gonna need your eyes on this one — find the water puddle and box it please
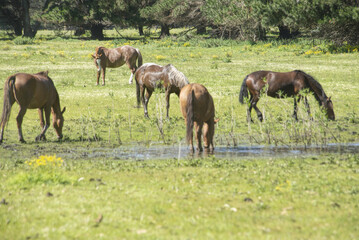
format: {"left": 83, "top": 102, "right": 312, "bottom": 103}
{"left": 67, "top": 143, "right": 359, "bottom": 160}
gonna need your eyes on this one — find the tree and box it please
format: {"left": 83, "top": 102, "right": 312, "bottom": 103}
{"left": 202, "top": 0, "right": 266, "bottom": 41}
{"left": 140, "top": 0, "right": 205, "bottom": 38}
{"left": 43, "top": 0, "right": 123, "bottom": 39}
{"left": 0, "top": 0, "right": 38, "bottom": 37}
{"left": 314, "top": 0, "right": 359, "bottom": 45}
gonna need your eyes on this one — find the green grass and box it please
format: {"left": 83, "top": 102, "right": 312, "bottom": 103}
{"left": 0, "top": 29, "right": 358, "bottom": 239}
{"left": 0, "top": 29, "right": 358, "bottom": 147}
{"left": 1, "top": 155, "right": 358, "bottom": 239}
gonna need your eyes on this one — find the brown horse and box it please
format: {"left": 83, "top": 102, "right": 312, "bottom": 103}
{"left": 239, "top": 70, "right": 335, "bottom": 122}
{"left": 92, "top": 45, "right": 143, "bottom": 85}
{"left": 135, "top": 63, "right": 189, "bottom": 118}
{"left": 0, "top": 71, "right": 66, "bottom": 143}
{"left": 180, "top": 83, "right": 217, "bottom": 152}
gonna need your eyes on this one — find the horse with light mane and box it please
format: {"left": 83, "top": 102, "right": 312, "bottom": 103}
{"left": 180, "top": 83, "right": 217, "bottom": 152}
{"left": 135, "top": 63, "right": 189, "bottom": 118}
{"left": 0, "top": 71, "right": 66, "bottom": 143}
{"left": 92, "top": 45, "right": 142, "bottom": 86}
{"left": 239, "top": 70, "right": 335, "bottom": 122}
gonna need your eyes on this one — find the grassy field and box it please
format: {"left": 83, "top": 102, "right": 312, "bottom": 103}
{"left": 0, "top": 29, "right": 358, "bottom": 239}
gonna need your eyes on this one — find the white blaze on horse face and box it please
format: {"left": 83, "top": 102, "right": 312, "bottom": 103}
{"left": 96, "top": 59, "right": 101, "bottom": 72}
{"left": 129, "top": 73, "right": 134, "bottom": 84}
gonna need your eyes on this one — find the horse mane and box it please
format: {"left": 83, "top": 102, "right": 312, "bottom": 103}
{"left": 35, "top": 71, "right": 49, "bottom": 77}
{"left": 295, "top": 70, "right": 327, "bottom": 106}
{"left": 164, "top": 64, "right": 189, "bottom": 89}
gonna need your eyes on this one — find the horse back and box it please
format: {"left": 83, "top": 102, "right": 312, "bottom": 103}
{"left": 13, "top": 73, "right": 57, "bottom": 109}
{"left": 266, "top": 71, "right": 306, "bottom": 97}
{"left": 180, "top": 83, "right": 214, "bottom": 122}
{"left": 135, "top": 63, "right": 164, "bottom": 86}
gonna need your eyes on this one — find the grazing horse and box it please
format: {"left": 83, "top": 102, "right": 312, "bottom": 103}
{"left": 239, "top": 70, "right": 335, "bottom": 122}
{"left": 0, "top": 71, "right": 66, "bottom": 143}
{"left": 180, "top": 83, "right": 217, "bottom": 152}
{"left": 135, "top": 63, "right": 189, "bottom": 118}
{"left": 92, "top": 45, "right": 143, "bottom": 85}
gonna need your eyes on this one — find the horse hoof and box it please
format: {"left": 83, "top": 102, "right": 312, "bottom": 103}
{"left": 19, "top": 139, "right": 26, "bottom": 144}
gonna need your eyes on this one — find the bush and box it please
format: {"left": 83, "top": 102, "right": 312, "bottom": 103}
{"left": 13, "top": 36, "right": 34, "bottom": 45}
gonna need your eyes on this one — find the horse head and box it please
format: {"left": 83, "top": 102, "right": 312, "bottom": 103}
{"left": 323, "top": 97, "right": 335, "bottom": 120}
{"left": 53, "top": 107, "right": 66, "bottom": 139}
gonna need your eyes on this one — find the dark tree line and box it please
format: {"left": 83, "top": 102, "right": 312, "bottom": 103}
{"left": 1, "top": 0, "right": 358, "bottom": 44}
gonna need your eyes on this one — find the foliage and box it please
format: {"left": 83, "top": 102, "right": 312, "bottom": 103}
{"left": 7, "top": 155, "right": 74, "bottom": 187}
{"left": 12, "top": 36, "right": 35, "bottom": 45}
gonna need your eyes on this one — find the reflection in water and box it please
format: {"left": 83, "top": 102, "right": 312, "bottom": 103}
{"left": 69, "top": 143, "right": 359, "bottom": 160}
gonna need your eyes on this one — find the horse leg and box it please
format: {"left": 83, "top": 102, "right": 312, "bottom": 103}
{"left": 165, "top": 88, "right": 171, "bottom": 119}
{"left": 37, "top": 108, "right": 46, "bottom": 141}
{"left": 203, "top": 120, "right": 214, "bottom": 152}
{"left": 136, "top": 81, "right": 141, "bottom": 107}
{"left": 126, "top": 61, "right": 136, "bottom": 84}
{"left": 144, "top": 90, "right": 153, "bottom": 118}
{"left": 102, "top": 68, "right": 106, "bottom": 86}
{"left": 247, "top": 95, "right": 254, "bottom": 122}
{"left": 293, "top": 97, "right": 299, "bottom": 121}
{"left": 96, "top": 68, "right": 101, "bottom": 86}
{"left": 36, "top": 107, "right": 50, "bottom": 141}
{"left": 194, "top": 121, "right": 203, "bottom": 152}
{"left": 16, "top": 106, "right": 27, "bottom": 143}
{"left": 304, "top": 96, "right": 313, "bottom": 120}
{"left": 251, "top": 96, "right": 263, "bottom": 121}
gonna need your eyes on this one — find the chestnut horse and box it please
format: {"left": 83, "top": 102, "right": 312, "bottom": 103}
{"left": 135, "top": 63, "right": 189, "bottom": 118}
{"left": 92, "top": 45, "right": 143, "bottom": 85}
{"left": 239, "top": 70, "right": 335, "bottom": 122}
{"left": 180, "top": 83, "right": 217, "bottom": 152}
{"left": 0, "top": 71, "right": 66, "bottom": 143}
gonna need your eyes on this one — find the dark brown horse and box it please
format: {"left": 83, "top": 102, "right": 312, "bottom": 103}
{"left": 180, "top": 83, "right": 217, "bottom": 152}
{"left": 135, "top": 63, "right": 189, "bottom": 118}
{"left": 92, "top": 45, "right": 142, "bottom": 85}
{"left": 0, "top": 71, "right": 66, "bottom": 143}
{"left": 239, "top": 70, "right": 335, "bottom": 122}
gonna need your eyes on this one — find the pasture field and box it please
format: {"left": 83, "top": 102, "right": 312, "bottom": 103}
{"left": 0, "top": 29, "right": 358, "bottom": 239}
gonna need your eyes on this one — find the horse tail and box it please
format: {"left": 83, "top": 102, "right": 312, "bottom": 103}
{"left": 136, "top": 48, "right": 143, "bottom": 67}
{"left": 296, "top": 70, "right": 324, "bottom": 106}
{"left": 0, "top": 75, "right": 15, "bottom": 129}
{"left": 239, "top": 75, "right": 249, "bottom": 104}
{"left": 186, "top": 89, "right": 195, "bottom": 144}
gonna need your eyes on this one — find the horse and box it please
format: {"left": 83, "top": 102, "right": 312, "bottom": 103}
{"left": 239, "top": 70, "right": 335, "bottom": 122}
{"left": 180, "top": 83, "right": 217, "bottom": 152}
{"left": 135, "top": 63, "right": 189, "bottom": 118}
{"left": 91, "top": 45, "right": 143, "bottom": 86}
{"left": 0, "top": 71, "right": 66, "bottom": 143}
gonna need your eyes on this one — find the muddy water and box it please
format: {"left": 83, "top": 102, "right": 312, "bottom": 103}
{"left": 69, "top": 143, "right": 359, "bottom": 160}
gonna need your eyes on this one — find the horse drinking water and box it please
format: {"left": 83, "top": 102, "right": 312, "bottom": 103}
{"left": 239, "top": 70, "right": 335, "bottom": 122}
{"left": 180, "top": 83, "right": 217, "bottom": 152}
{"left": 135, "top": 63, "right": 189, "bottom": 118}
{"left": 0, "top": 71, "right": 66, "bottom": 143}
{"left": 92, "top": 45, "right": 142, "bottom": 85}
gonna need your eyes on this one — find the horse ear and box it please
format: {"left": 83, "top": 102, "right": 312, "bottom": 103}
{"left": 44, "top": 70, "right": 49, "bottom": 77}
{"left": 91, "top": 54, "right": 96, "bottom": 59}
{"left": 61, "top": 107, "right": 66, "bottom": 114}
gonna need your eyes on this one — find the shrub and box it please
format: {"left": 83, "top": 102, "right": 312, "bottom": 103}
{"left": 13, "top": 36, "right": 34, "bottom": 45}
